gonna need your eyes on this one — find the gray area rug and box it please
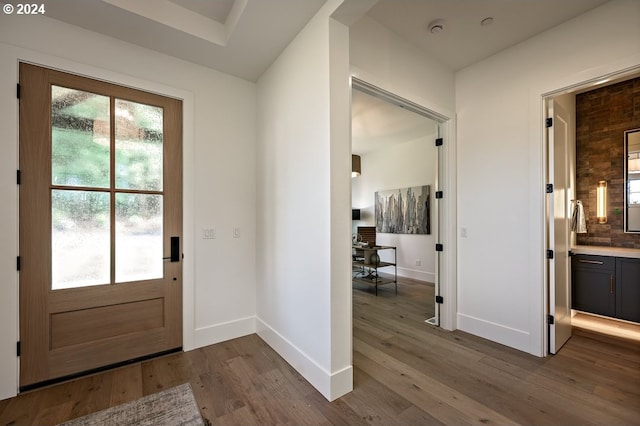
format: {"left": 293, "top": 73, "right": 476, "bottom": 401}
{"left": 59, "top": 383, "right": 204, "bottom": 426}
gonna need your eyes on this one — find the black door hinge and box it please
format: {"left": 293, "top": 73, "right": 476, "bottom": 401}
{"left": 17, "top": 256, "right": 20, "bottom": 271}
{"left": 547, "top": 314, "right": 554, "bottom": 325}
{"left": 435, "top": 243, "right": 443, "bottom": 252}
{"left": 17, "top": 84, "right": 21, "bottom": 99}
{"left": 435, "top": 191, "right": 443, "bottom": 199}
{"left": 546, "top": 117, "right": 553, "bottom": 128}
{"left": 435, "top": 295, "right": 444, "bottom": 304}
{"left": 546, "top": 250, "right": 554, "bottom": 260}
{"left": 16, "top": 341, "right": 21, "bottom": 357}
{"left": 546, "top": 183, "right": 553, "bottom": 194}
{"left": 435, "top": 138, "right": 443, "bottom": 147}
{"left": 17, "top": 170, "right": 21, "bottom": 185}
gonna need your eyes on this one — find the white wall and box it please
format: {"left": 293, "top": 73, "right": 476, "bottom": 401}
{"left": 455, "top": 0, "right": 640, "bottom": 356}
{"left": 350, "top": 15, "right": 455, "bottom": 115}
{"left": 352, "top": 136, "right": 438, "bottom": 282}
{"left": 255, "top": 0, "right": 352, "bottom": 401}
{"left": 0, "top": 13, "right": 257, "bottom": 399}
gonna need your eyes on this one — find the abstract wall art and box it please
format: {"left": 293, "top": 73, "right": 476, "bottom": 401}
{"left": 375, "top": 185, "right": 430, "bottom": 234}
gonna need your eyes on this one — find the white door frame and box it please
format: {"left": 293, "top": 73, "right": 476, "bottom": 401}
{"left": 350, "top": 76, "right": 457, "bottom": 331}
{"left": 533, "top": 61, "right": 640, "bottom": 356}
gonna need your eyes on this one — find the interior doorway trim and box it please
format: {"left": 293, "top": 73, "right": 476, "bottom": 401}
{"left": 537, "top": 63, "right": 640, "bottom": 356}
{"left": 351, "top": 76, "right": 457, "bottom": 331}
{"left": 352, "top": 78, "right": 449, "bottom": 122}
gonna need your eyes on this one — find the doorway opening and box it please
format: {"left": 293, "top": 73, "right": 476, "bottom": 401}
{"left": 350, "top": 78, "right": 450, "bottom": 327}
{"left": 545, "top": 67, "right": 640, "bottom": 354}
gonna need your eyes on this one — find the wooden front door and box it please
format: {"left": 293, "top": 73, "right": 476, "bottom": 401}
{"left": 19, "top": 63, "right": 183, "bottom": 389}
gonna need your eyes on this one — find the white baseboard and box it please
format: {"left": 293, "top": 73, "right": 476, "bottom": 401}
{"left": 193, "top": 316, "right": 256, "bottom": 349}
{"left": 457, "top": 313, "right": 531, "bottom": 354}
{"left": 396, "top": 267, "right": 435, "bottom": 283}
{"left": 256, "top": 317, "right": 353, "bottom": 401}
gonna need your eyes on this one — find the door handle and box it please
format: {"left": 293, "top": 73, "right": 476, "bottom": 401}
{"left": 170, "top": 236, "right": 180, "bottom": 262}
{"left": 610, "top": 274, "right": 614, "bottom": 294}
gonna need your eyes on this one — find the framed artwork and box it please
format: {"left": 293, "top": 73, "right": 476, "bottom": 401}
{"left": 375, "top": 185, "right": 430, "bottom": 234}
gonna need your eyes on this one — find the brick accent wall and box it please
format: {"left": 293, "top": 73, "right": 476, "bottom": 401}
{"left": 575, "top": 77, "right": 640, "bottom": 248}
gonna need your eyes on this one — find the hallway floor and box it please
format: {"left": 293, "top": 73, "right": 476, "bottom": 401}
{"left": 1, "top": 277, "right": 638, "bottom": 425}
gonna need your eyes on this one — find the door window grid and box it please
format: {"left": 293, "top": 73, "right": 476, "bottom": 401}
{"left": 50, "top": 85, "right": 165, "bottom": 289}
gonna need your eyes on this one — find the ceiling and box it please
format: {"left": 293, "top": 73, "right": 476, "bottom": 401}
{"left": 367, "top": 0, "right": 611, "bottom": 71}
{"left": 352, "top": 89, "right": 437, "bottom": 155}
{"left": 20, "top": 0, "right": 613, "bottom": 154}
{"left": 17, "top": 0, "right": 613, "bottom": 82}
{"left": 26, "top": 0, "right": 327, "bottom": 82}
{"left": 167, "top": 0, "right": 235, "bottom": 22}
{"left": 354, "top": 0, "right": 611, "bottom": 154}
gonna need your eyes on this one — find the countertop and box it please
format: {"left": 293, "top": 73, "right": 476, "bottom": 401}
{"left": 572, "top": 245, "right": 640, "bottom": 259}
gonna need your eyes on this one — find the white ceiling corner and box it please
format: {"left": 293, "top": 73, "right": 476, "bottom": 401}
{"left": 366, "top": 0, "right": 611, "bottom": 71}
{"left": 167, "top": 0, "right": 235, "bottom": 23}
{"left": 35, "top": 0, "right": 326, "bottom": 82}
{"left": 101, "top": 0, "right": 247, "bottom": 46}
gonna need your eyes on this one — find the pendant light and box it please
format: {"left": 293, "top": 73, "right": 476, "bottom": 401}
{"left": 352, "top": 154, "right": 361, "bottom": 178}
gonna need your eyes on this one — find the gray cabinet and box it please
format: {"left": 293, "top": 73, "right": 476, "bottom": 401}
{"left": 571, "top": 255, "right": 615, "bottom": 317}
{"left": 616, "top": 257, "right": 640, "bottom": 323}
{"left": 571, "top": 254, "right": 640, "bottom": 322}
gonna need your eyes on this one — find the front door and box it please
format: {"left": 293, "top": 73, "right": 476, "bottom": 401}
{"left": 19, "top": 63, "right": 183, "bottom": 389}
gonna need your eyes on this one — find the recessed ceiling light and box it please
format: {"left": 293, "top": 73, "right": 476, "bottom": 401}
{"left": 428, "top": 19, "right": 445, "bottom": 34}
{"left": 480, "top": 17, "right": 494, "bottom": 26}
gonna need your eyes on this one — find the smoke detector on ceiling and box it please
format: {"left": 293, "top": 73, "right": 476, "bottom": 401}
{"left": 428, "top": 19, "right": 445, "bottom": 34}
{"left": 480, "top": 17, "right": 494, "bottom": 26}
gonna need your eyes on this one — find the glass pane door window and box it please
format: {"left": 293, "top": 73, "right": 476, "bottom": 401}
{"left": 51, "top": 86, "right": 164, "bottom": 290}
{"left": 629, "top": 179, "right": 640, "bottom": 205}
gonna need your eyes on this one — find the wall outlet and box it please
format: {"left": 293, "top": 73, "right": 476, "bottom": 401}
{"left": 415, "top": 259, "right": 421, "bottom": 266}
{"left": 233, "top": 227, "right": 241, "bottom": 238}
{"left": 203, "top": 228, "right": 216, "bottom": 239}
{"left": 461, "top": 227, "right": 468, "bottom": 238}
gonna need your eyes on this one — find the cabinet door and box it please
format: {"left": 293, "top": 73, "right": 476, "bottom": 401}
{"left": 616, "top": 258, "right": 640, "bottom": 323}
{"left": 572, "top": 256, "right": 616, "bottom": 317}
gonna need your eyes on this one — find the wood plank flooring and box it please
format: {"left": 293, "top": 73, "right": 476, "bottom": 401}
{"left": 1, "top": 277, "right": 639, "bottom": 425}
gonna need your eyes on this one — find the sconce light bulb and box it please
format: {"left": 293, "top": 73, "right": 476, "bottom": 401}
{"left": 597, "top": 180, "right": 607, "bottom": 224}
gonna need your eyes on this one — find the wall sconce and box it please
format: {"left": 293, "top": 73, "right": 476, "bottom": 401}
{"left": 597, "top": 180, "right": 607, "bottom": 224}
{"left": 352, "top": 154, "right": 361, "bottom": 178}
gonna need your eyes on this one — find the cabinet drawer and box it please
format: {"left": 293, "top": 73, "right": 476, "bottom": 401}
{"left": 572, "top": 254, "right": 615, "bottom": 271}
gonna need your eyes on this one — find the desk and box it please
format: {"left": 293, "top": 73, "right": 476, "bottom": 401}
{"left": 352, "top": 245, "right": 397, "bottom": 295}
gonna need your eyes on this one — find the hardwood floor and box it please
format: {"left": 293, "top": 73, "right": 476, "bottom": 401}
{"left": 1, "top": 277, "right": 639, "bottom": 425}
